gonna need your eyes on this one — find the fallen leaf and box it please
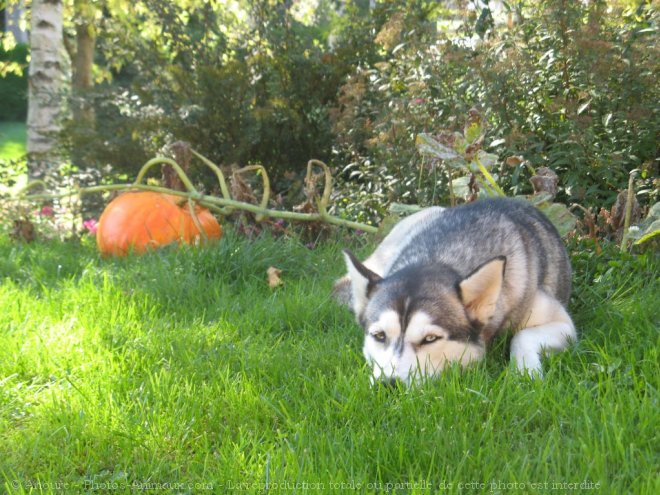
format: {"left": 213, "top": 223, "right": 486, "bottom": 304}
{"left": 267, "top": 266, "right": 283, "bottom": 288}
{"left": 505, "top": 155, "right": 523, "bottom": 167}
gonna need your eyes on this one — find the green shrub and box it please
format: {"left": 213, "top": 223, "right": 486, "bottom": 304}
{"left": 0, "top": 43, "right": 28, "bottom": 121}
{"left": 62, "top": 0, "right": 657, "bottom": 222}
{"left": 66, "top": 1, "right": 353, "bottom": 190}
{"left": 331, "top": 0, "right": 659, "bottom": 221}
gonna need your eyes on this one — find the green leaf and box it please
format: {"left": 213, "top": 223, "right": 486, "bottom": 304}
{"left": 474, "top": 178, "right": 500, "bottom": 198}
{"left": 453, "top": 133, "right": 468, "bottom": 154}
{"left": 577, "top": 100, "right": 591, "bottom": 115}
{"left": 1, "top": 32, "right": 16, "bottom": 52}
{"left": 537, "top": 202, "right": 577, "bottom": 237}
{"left": 476, "top": 150, "right": 498, "bottom": 169}
{"left": 464, "top": 122, "right": 483, "bottom": 144}
{"left": 445, "top": 158, "right": 470, "bottom": 170}
{"left": 451, "top": 176, "right": 470, "bottom": 199}
{"left": 628, "top": 202, "right": 660, "bottom": 246}
{"left": 392, "top": 43, "right": 407, "bottom": 54}
{"left": 633, "top": 226, "right": 660, "bottom": 245}
{"left": 523, "top": 192, "right": 554, "bottom": 207}
{"left": 389, "top": 203, "right": 423, "bottom": 215}
{"left": 517, "top": 195, "right": 577, "bottom": 237}
{"left": 474, "top": 156, "right": 505, "bottom": 196}
{"left": 415, "top": 133, "right": 461, "bottom": 161}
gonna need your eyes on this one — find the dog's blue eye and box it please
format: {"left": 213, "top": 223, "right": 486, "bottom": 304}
{"left": 372, "top": 331, "right": 386, "bottom": 343}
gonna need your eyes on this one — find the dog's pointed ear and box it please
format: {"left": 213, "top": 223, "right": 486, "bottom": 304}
{"left": 342, "top": 249, "right": 382, "bottom": 315}
{"left": 458, "top": 256, "right": 506, "bottom": 324}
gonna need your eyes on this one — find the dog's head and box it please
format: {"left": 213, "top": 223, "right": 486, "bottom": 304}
{"left": 341, "top": 249, "right": 506, "bottom": 385}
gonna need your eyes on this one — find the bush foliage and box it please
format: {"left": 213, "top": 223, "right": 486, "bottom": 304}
{"left": 58, "top": 0, "right": 658, "bottom": 220}
{"left": 330, "top": 0, "right": 659, "bottom": 220}
{"left": 0, "top": 43, "right": 28, "bottom": 121}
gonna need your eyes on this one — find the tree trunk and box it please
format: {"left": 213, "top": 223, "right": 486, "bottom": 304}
{"left": 27, "top": 0, "right": 65, "bottom": 182}
{"left": 69, "top": 0, "right": 97, "bottom": 166}
{"left": 72, "top": 16, "right": 94, "bottom": 92}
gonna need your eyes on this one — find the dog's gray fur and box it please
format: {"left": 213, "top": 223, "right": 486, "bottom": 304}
{"left": 338, "top": 198, "right": 576, "bottom": 384}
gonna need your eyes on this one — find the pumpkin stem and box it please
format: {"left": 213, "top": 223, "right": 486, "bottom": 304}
{"left": 305, "top": 159, "right": 333, "bottom": 218}
{"left": 162, "top": 141, "right": 192, "bottom": 191}
{"left": 13, "top": 154, "right": 380, "bottom": 235}
{"left": 233, "top": 165, "right": 271, "bottom": 222}
{"left": 190, "top": 150, "right": 232, "bottom": 206}
{"left": 15, "top": 180, "right": 49, "bottom": 196}
{"left": 187, "top": 198, "right": 209, "bottom": 243}
{"left": 134, "top": 157, "right": 198, "bottom": 195}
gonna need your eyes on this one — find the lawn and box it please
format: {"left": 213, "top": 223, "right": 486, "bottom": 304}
{"left": 0, "top": 230, "right": 658, "bottom": 494}
{"left": 0, "top": 121, "right": 27, "bottom": 194}
{"left": 0, "top": 122, "right": 27, "bottom": 160}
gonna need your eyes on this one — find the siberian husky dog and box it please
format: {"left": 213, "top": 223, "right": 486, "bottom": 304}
{"left": 337, "top": 198, "right": 576, "bottom": 385}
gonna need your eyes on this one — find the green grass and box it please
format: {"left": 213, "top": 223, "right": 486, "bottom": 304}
{"left": 0, "top": 231, "right": 658, "bottom": 494}
{"left": 0, "top": 121, "right": 27, "bottom": 193}
{"left": 0, "top": 122, "right": 26, "bottom": 160}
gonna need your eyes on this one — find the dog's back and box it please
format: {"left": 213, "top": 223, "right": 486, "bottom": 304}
{"left": 386, "top": 199, "right": 571, "bottom": 336}
{"left": 387, "top": 199, "right": 570, "bottom": 302}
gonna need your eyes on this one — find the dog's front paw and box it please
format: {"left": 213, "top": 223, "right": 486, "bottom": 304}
{"left": 511, "top": 354, "right": 544, "bottom": 379}
{"left": 510, "top": 337, "right": 544, "bottom": 379}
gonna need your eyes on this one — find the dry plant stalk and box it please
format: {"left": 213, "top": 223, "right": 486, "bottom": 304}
{"left": 12, "top": 152, "right": 378, "bottom": 234}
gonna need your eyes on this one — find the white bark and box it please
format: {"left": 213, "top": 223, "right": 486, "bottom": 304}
{"left": 27, "top": 0, "right": 65, "bottom": 180}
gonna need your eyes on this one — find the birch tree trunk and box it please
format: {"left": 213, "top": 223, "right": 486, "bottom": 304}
{"left": 27, "top": 0, "right": 65, "bottom": 181}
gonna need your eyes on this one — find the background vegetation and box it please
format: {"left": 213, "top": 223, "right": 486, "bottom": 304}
{"left": 0, "top": 2, "right": 658, "bottom": 493}
{"left": 0, "top": 42, "right": 28, "bottom": 121}
{"left": 328, "top": 0, "right": 658, "bottom": 220}
{"left": 3, "top": 0, "right": 655, "bottom": 223}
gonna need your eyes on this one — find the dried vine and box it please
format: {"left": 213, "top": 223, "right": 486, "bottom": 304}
{"left": 12, "top": 151, "right": 378, "bottom": 234}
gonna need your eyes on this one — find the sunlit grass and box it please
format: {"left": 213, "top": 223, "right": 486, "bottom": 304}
{"left": 0, "top": 231, "right": 658, "bottom": 494}
{"left": 0, "top": 121, "right": 27, "bottom": 194}
{"left": 0, "top": 122, "right": 26, "bottom": 160}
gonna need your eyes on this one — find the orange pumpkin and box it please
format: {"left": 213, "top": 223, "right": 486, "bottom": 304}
{"left": 96, "top": 192, "right": 222, "bottom": 256}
